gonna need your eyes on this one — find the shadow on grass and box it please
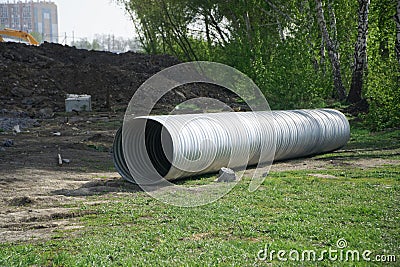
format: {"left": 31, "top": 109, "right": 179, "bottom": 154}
{"left": 315, "top": 151, "right": 400, "bottom": 161}
{"left": 344, "top": 142, "right": 400, "bottom": 151}
{"left": 51, "top": 178, "right": 143, "bottom": 197}
{"left": 346, "top": 127, "right": 400, "bottom": 151}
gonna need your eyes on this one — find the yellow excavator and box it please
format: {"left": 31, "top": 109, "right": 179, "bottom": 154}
{"left": 0, "top": 28, "right": 39, "bottom": 45}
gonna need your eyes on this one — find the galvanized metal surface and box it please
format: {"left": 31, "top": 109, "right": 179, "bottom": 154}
{"left": 113, "top": 109, "right": 350, "bottom": 184}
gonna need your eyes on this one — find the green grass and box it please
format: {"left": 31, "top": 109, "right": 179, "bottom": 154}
{"left": 0, "top": 126, "right": 399, "bottom": 266}
{"left": 315, "top": 126, "right": 400, "bottom": 161}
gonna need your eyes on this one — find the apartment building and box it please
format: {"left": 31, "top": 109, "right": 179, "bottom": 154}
{"left": 0, "top": 0, "right": 58, "bottom": 43}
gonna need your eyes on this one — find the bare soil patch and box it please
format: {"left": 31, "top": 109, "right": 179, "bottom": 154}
{"left": 1, "top": 113, "right": 397, "bottom": 243}
{"left": 0, "top": 42, "right": 398, "bottom": 244}
{"left": 1, "top": 114, "right": 399, "bottom": 243}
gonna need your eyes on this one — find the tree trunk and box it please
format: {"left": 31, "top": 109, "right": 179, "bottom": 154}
{"left": 320, "top": 35, "right": 326, "bottom": 74}
{"left": 327, "top": 0, "right": 338, "bottom": 49}
{"left": 162, "top": 1, "right": 198, "bottom": 61}
{"left": 302, "top": 0, "right": 319, "bottom": 70}
{"left": 277, "top": 19, "right": 285, "bottom": 41}
{"left": 205, "top": 10, "right": 228, "bottom": 46}
{"left": 244, "top": 12, "right": 252, "bottom": 43}
{"left": 395, "top": 0, "right": 400, "bottom": 65}
{"left": 141, "top": 19, "right": 158, "bottom": 54}
{"left": 265, "top": 0, "right": 295, "bottom": 22}
{"left": 347, "top": 0, "right": 370, "bottom": 104}
{"left": 204, "top": 12, "right": 212, "bottom": 54}
{"left": 315, "top": 0, "right": 346, "bottom": 100}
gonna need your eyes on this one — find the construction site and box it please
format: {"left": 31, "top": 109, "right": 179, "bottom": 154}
{"left": 0, "top": 39, "right": 249, "bottom": 241}
{"left": 0, "top": 39, "right": 397, "bottom": 240}
{"left": 0, "top": 1, "right": 399, "bottom": 265}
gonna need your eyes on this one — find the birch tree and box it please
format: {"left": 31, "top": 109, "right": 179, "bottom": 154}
{"left": 395, "top": 0, "right": 400, "bottom": 65}
{"left": 347, "top": 0, "right": 370, "bottom": 104}
{"left": 314, "top": 0, "right": 346, "bottom": 100}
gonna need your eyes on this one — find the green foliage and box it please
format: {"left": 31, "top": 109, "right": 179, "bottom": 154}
{"left": 256, "top": 38, "right": 332, "bottom": 109}
{"left": 365, "top": 0, "right": 400, "bottom": 130}
{"left": 29, "top": 31, "right": 43, "bottom": 43}
{"left": 72, "top": 38, "right": 93, "bottom": 50}
{"left": 365, "top": 59, "right": 400, "bottom": 130}
{"left": 118, "top": 0, "right": 399, "bottom": 130}
{"left": 71, "top": 34, "right": 141, "bottom": 53}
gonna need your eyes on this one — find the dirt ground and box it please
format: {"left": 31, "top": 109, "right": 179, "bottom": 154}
{"left": 0, "top": 42, "right": 398, "bottom": 244}
{"left": 1, "top": 112, "right": 398, "bottom": 243}
{"left": 0, "top": 112, "right": 125, "bottom": 242}
{"left": 0, "top": 42, "right": 244, "bottom": 117}
{"left": 0, "top": 42, "right": 245, "bottom": 243}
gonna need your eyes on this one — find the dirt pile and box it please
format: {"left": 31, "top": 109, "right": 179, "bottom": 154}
{"left": 0, "top": 42, "right": 242, "bottom": 117}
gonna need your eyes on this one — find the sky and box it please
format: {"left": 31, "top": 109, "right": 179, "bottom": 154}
{"left": 54, "top": 0, "right": 136, "bottom": 43}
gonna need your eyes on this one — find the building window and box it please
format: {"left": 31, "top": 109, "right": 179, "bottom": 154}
{"left": 22, "top": 6, "right": 31, "bottom": 18}
{"left": 0, "top": 6, "right": 8, "bottom": 18}
{"left": 13, "top": 17, "right": 19, "bottom": 28}
{"left": 1, "top": 18, "right": 8, "bottom": 26}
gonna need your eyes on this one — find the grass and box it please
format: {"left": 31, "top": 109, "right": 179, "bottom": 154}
{"left": 0, "top": 125, "right": 399, "bottom": 266}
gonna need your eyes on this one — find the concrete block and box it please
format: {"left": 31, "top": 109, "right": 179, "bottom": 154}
{"left": 65, "top": 94, "right": 92, "bottom": 112}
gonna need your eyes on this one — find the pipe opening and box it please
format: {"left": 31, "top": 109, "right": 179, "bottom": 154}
{"left": 144, "top": 120, "right": 173, "bottom": 177}
{"left": 113, "top": 118, "right": 174, "bottom": 184}
{"left": 112, "top": 127, "right": 132, "bottom": 182}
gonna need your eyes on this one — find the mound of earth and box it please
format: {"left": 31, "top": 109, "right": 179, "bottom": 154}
{"left": 0, "top": 42, "right": 244, "bottom": 117}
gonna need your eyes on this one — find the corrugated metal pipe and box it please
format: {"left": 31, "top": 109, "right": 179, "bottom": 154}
{"left": 113, "top": 109, "right": 350, "bottom": 184}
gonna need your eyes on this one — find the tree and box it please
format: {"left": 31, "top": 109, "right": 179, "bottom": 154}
{"left": 29, "top": 32, "right": 43, "bottom": 43}
{"left": 314, "top": 0, "right": 346, "bottom": 100}
{"left": 92, "top": 39, "right": 101, "bottom": 50}
{"left": 395, "top": 0, "right": 400, "bottom": 65}
{"left": 364, "top": 0, "right": 399, "bottom": 130}
{"left": 118, "top": 0, "right": 398, "bottom": 129}
{"left": 72, "top": 38, "right": 92, "bottom": 50}
{"left": 347, "top": 0, "right": 370, "bottom": 104}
